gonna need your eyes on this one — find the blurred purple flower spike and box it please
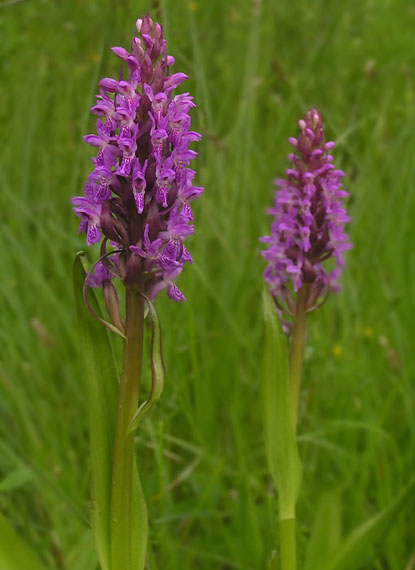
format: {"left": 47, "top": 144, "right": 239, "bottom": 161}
{"left": 72, "top": 14, "right": 203, "bottom": 302}
{"left": 260, "top": 109, "right": 351, "bottom": 317}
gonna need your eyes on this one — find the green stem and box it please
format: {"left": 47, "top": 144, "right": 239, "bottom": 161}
{"left": 111, "top": 287, "right": 145, "bottom": 570}
{"left": 278, "top": 285, "right": 308, "bottom": 569}
{"left": 280, "top": 518, "right": 297, "bottom": 570}
{"left": 289, "top": 285, "right": 308, "bottom": 426}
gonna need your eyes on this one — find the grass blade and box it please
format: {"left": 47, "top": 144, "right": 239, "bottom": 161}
{"left": 324, "top": 479, "right": 414, "bottom": 570}
{"left": 0, "top": 514, "right": 45, "bottom": 570}
{"left": 73, "top": 252, "right": 119, "bottom": 570}
{"left": 304, "top": 491, "right": 342, "bottom": 570}
{"left": 0, "top": 466, "right": 33, "bottom": 493}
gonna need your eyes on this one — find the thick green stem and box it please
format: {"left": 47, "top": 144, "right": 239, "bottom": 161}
{"left": 111, "top": 287, "right": 145, "bottom": 570}
{"left": 289, "top": 285, "right": 308, "bottom": 426}
{"left": 280, "top": 518, "right": 297, "bottom": 570}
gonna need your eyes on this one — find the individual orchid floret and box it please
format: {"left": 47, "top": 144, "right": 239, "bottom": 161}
{"left": 72, "top": 195, "right": 102, "bottom": 246}
{"left": 72, "top": 13, "right": 203, "bottom": 306}
{"left": 87, "top": 261, "right": 113, "bottom": 288}
{"left": 260, "top": 109, "right": 351, "bottom": 316}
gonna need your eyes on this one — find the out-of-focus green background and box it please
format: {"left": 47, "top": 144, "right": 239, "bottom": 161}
{"left": 0, "top": 0, "right": 413, "bottom": 568}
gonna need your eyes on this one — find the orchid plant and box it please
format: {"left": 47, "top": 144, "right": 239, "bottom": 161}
{"left": 72, "top": 14, "right": 203, "bottom": 570}
{"left": 260, "top": 110, "right": 412, "bottom": 570}
{"left": 261, "top": 109, "right": 351, "bottom": 570}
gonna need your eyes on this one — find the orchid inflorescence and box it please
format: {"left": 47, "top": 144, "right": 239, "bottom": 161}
{"left": 72, "top": 14, "right": 203, "bottom": 306}
{"left": 260, "top": 109, "right": 351, "bottom": 317}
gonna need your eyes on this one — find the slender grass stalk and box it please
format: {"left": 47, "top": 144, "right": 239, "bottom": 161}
{"left": 289, "top": 285, "right": 308, "bottom": 426}
{"left": 111, "top": 286, "right": 145, "bottom": 570}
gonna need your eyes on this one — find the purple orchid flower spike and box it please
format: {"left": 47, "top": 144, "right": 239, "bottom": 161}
{"left": 72, "top": 13, "right": 203, "bottom": 308}
{"left": 260, "top": 108, "right": 351, "bottom": 321}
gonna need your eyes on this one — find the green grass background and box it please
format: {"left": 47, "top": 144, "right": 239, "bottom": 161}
{"left": 0, "top": 0, "right": 413, "bottom": 568}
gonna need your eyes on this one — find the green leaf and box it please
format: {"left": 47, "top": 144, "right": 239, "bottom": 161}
{"left": 130, "top": 460, "right": 148, "bottom": 570}
{"left": 73, "top": 253, "right": 119, "bottom": 570}
{"left": 66, "top": 528, "right": 99, "bottom": 570}
{"left": 0, "top": 467, "right": 33, "bottom": 493}
{"left": 128, "top": 294, "right": 165, "bottom": 432}
{"left": 324, "top": 478, "right": 414, "bottom": 570}
{"left": 0, "top": 513, "right": 45, "bottom": 570}
{"left": 304, "top": 491, "right": 342, "bottom": 570}
{"left": 262, "top": 289, "right": 302, "bottom": 520}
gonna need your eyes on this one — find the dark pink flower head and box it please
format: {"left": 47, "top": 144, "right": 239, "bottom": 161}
{"left": 260, "top": 109, "right": 351, "bottom": 313}
{"left": 72, "top": 14, "right": 203, "bottom": 302}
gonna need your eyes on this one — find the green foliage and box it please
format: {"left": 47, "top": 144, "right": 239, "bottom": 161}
{"left": 262, "top": 289, "right": 302, "bottom": 520}
{"left": 304, "top": 491, "right": 342, "bottom": 570}
{"left": 73, "top": 253, "right": 119, "bottom": 570}
{"left": 303, "top": 482, "right": 415, "bottom": 570}
{"left": 0, "top": 0, "right": 413, "bottom": 568}
{"left": 129, "top": 295, "right": 166, "bottom": 433}
{"left": 323, "top": 479, "right": 414, "bottom": 570}
{"left": 0, "top": 514, "right": 45, "bottom": 570}
{"left": 0, "top": 466, "right": 33, "bottom": 493}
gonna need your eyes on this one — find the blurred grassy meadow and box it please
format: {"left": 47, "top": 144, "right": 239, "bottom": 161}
{"left": 0, "top": 0, "right": 413, "bottom": 568}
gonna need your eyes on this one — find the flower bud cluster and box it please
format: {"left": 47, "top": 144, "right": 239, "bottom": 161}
{"left": 72, "top": 14, "right": 203, "bottom": 301}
